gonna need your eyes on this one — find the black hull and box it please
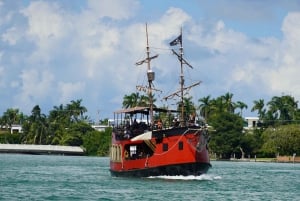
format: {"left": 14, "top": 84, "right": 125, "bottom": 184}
{"left": 110, "top": 162, "right": 211, "bottom": 177}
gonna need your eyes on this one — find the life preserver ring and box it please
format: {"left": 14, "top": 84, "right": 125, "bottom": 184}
{"left": 124, "top": 150, "right": 129, "bottom": 158}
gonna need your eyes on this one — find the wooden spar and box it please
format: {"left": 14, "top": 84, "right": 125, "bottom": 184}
{"left": 163, "top": 81, "right": 201, "bottom": 100}
{"left": 171, "top": 49, "right": 193, "bottom": 69}
{"left": 135, "top": 23, "right": 159, "bottom": 128}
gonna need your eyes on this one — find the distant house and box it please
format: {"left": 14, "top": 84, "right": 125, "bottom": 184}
{"left": 91, "top": 124, "right": 110, "bottom": 132}
{"left": 0, "top": 124, "right": 23, "bottom": 134}
{"left": 244, "top": 117, "right": 260, "bottom": 130}
{"left": 91, "top": 119, "right": 116, "bottom": 132}
{"left": 11, "top": 124, "right": 23, "bottom": 134}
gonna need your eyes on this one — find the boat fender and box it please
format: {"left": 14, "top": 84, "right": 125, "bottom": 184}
{"left": 124, "top": 150, "right": 129, "bottom": 159}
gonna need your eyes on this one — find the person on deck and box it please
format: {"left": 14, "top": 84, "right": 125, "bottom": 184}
{"left": 173, "top": 118, "right": 179, "bottom": 127}
{"left": 157, "top": 119, "right": 163, "bottom": 130}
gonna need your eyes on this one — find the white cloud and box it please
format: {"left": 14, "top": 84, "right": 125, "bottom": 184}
{"left": 10, "top": 80, "right": 19, "bottom": 88}
{"left": 21, "top": 1, "right": 70, "bottom": 63}
{"left": 266, "top": 12, "right": 300, "bottom": 98}
{"left": 1, "top": 26, "right": 20, "bottom": 45}
{"left": 79, "top": 26, "right": 120, "bottom": 77}
{"left": 0, "top": 66, "right": 4, "bottom": 87}
{"left": 57, "top": 81, "right": 85, "bottom": 104}
{"left": 14, "top": 69, "right": 54, "bottom": 112}
{"left": 87, "top": 0, "right": 140, "bottom": 20}
{"left": 203, "top": 20, "right": 247, "bottom": 54}
{"left": 21, "top": 1, "right": 67, "bottom": 41}
{"left": 156, "top": 7, "right": 191, "bottom": 35}
{"left": 281, "top": 12, "right": 300, "bottom": 47}
{"left": 1, "top": 0, "right": 300, "bottom": 120}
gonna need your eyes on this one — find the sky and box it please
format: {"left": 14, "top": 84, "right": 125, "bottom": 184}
{"left": 1, "top": 0, "right": 300, "bottom": 122}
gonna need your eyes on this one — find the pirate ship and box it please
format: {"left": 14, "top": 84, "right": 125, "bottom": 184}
{"left": 109, "top": 24, "right": 211, "bottom": 177}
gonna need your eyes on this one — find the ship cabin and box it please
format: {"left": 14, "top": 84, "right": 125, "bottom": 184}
{"left": 113, "top": 107, "right": 150, "bottom": 140}
{"left": 111, "top": 106, "right": 178, "bottom": 161}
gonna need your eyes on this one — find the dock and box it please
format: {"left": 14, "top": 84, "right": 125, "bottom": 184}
{"left": 0, "top": 144, "right": 85, "bottom": 155}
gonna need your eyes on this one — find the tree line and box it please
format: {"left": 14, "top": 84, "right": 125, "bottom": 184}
{"left": 123, "top": 92, "right": 300, "bottom": 159}
{"left": 0, "top": 99, "right": 111, "bottom": 156}
{"left": 1, "top": 93, "right": 300, "bottom": 158}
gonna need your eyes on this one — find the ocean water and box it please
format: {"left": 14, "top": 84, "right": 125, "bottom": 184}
{"left": 0, "top": 154, "right": 299, "bottom": 201}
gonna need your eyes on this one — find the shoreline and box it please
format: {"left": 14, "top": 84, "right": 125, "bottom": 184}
{"left": 210, "top": 157, "right": 300, "bottom": 163}
{"left": 0, "top": 144, "right": 85, "bottom": 156}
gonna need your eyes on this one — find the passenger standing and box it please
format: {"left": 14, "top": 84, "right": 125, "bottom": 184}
{"left": 157, "top": 119, "right": 163, "bottom": 130}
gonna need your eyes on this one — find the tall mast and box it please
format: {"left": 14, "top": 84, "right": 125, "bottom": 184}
{"left": 136, "top": 23, "right": 159, "bottom": 128}
{"left": 163, "top": 27, "right": 201, "bottom": 127}
{"left": 146, "top": 24, "right": 154, "bottom": 127}
{"left": 179, "top": 27, "right": 185, "bottom": 126}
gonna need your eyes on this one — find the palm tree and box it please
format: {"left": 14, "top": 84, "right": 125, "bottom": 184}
{"left": 1, "top": 108, "right": 20, "bottom": 131}
{"left": 251, "top": 99, "right": 265, "bottom": 119}
{"left": 281, "top": 95, "right": 298, "bottom": 120}
{"left": 122, "top": 92, "right": 157, "bottom": 108}
{"left": 31, "top": 105, "right": 41, "bottom": 122}
{"left": 175, "top": 96, "right": 196, "bottom": 124}
{"left": 49, "top": 104, "right": 67, "bottom": 124}
{"left": 122, "top": 92, "right": 140, "bottom": 108}
{"left": 267, "top": 96, "right": 283, "bottom": 120}
{"left": 210, "top": 96, "right": 225, "bottom": 114}
{"left": 139, "top": 94, "right": 150, "bottom": 107}
{"left": 236, "top": 101, "right": 248, "bottom": 116}
{"left": 66, "top": 99, "right": 87, "bottom": 122}
{"left": 222, "top": 92, "right": 235, "bottom": 113}
{"left": 28, "top": 105, "right": 48, "bottom": 144}
{"left": 198, "top": 95, "right": 212, "bottom": 121}
{"left": 267, "top": 95, "right": 298, "bottom": 123}
{"left": 48, "top": 104, "right": 69, "bottom": 144}
{"left": 183, "top": 96, "right": 196, "bottom": 117}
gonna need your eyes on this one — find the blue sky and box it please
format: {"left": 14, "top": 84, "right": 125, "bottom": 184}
{"left": 1, "top": 0, "right": 300, "bottom": 122}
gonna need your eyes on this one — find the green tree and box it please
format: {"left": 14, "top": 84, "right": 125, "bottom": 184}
{"left": 82, "top": 127, "right": 112, "bottom": 156}
{"left": 48, "top": 104, "right": 69, "bottom": 125}
{"left": 1, "top": 108, "right": 24, "bottom": 131}
{"left": 66, "top": 99, "right": 87, "bottom": 123}
{"left": 179, "top": 96, "right": 196, "bottom": 120}
{"left": 261, "top": 124, "right": 300, "bottom": 156}
{"left": 22, "top": 105, "right": 49, "bottom": 144}
{"left": 122, "top": 92, "right": 141, "bottom": 108}
{"left": 235, "top": 101, "right": 248, "bottom": 116}
{"left": 269, "top": 95, "right": 297, "bottom": 121}
{"left": 240, "top": 129, "right": 264, "bottom": 158}
{"left": 208, "top": 112, "right": 244, "bottom": 159}
{"left": 198, "top": 95, "right": 212, "bottom": 121}
{"left": 122, "top": 92, "right": 157, "bottom": 109}
{"left": 222, "top": 92, "right": 235, "bottom": 113}
{"left": 251, "top": 99, "right": 265, "bottom": 119}
{"left": 210, "top": 96, "right": 225, "bottom": 114}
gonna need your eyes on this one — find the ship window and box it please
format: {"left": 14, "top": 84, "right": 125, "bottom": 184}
{"left": 130, "top": 146, "right": 137, "bottom": 157}
{"left": 178, "top": 141, "right": 183, "bottom": 150}
{"left": 163, "top": 143, "right": 168, "bottom": 152}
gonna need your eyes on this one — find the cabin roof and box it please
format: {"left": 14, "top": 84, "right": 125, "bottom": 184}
{"left": 114, "top": 106, "right": 178, "bottom": 114}
{"left": 114, "top": 106, "right": 149, "bottom": 114}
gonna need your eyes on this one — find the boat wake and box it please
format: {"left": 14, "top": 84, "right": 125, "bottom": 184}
{"left": 147, "top": 174, "right": 221, "bottom": 181}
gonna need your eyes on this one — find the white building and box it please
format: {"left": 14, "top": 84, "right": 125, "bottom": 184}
{"left": 244, "top": 117, "right": 260, "bottom": 130}
{"left": 11, "top": 124, "right": 23, "bottom": 134}
{"left": 91, "top": 124, "right": 110, "bottom": 132}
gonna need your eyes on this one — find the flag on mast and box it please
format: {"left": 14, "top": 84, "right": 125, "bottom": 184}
{"left": 169, "top": 34, "right": 182, "bottom": 46}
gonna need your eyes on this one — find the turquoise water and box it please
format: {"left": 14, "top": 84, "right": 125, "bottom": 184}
{"left": 1, "top": 154, "right": 299, "bottom": 201}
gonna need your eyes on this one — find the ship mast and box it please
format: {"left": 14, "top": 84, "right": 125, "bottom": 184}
{"left": 164, "top": 28, "right": 201, "bottom": 126}
{"left": 179, "top": 27, "right": 185, "bottom": 126}
{"left": 136, "top": 23, "right": 159, "bottom": 128}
